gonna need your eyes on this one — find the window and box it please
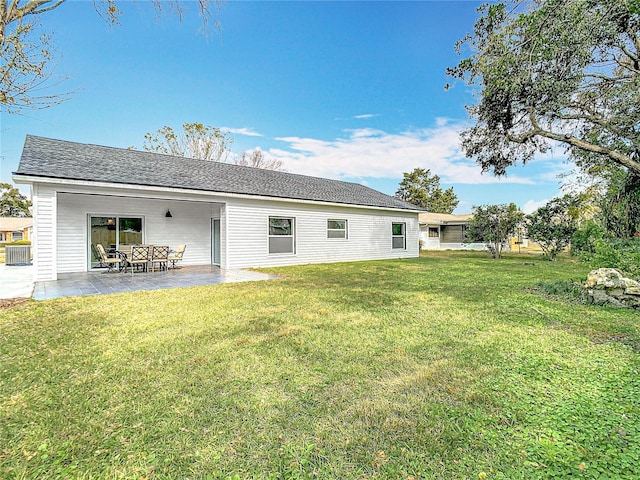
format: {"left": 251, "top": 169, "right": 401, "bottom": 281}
{"left": 118, "top": 217, "right": 143, "bottom": 245}
{"left": 269, "top": 217, "right": 295, "bottom": 254}
{"left": 392, "top": 222, "right": 406, "bottom": 249}
{"left": 441, "top": 225, "right": 466, "bottom": 243}
{"left": 428, "top": 227, "right": 439, "bottom": 238}
{"left": 0, "top": 232, "right": 6, "bottom": 242}
{"left": 89, "top": 215, "right": 144, "bottom": 268}
{"left": 12, "top": 231, "right": 23, "bottom": 241}
{"left": 327, "top": 219, "right": 348, "bottom": 239}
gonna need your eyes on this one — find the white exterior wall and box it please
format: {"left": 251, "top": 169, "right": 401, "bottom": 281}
{"left": 420, "top": 225, "right": 440, "bottom": 250}
{"left": 224, "top": 197, "right": 419, "bottom": 269}
{"left": 56, "top": 191, "right": 219, "bottom": 274}
{"left": 27, "top": 181, "right": 419, "bottom": 279}
{"left": 31, "top": 184, "right": 57, "bottom": 281}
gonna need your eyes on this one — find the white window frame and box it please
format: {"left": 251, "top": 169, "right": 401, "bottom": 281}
{"left": 327, "top": 219, "right": 348, "bottom": 239}
{"left": 87, "top": 214, "right": 145, "bottom": 269}
{"left": 392, "top": 222, "right": 406, "bottom": 250}
{"left": 268, "top": 216, "right": 295, "bottom": 255}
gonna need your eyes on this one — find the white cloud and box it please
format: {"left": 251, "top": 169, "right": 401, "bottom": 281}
{"left": 522, "top": 198, "right": 550, "bottom": 214}
{"left": 353, "top": 113, "right": 379, "bottom": 119}
{"left": 271, "top": 125, "right": 536, "bottom": 185}
{"left": 221, "top": 127, "right": 262, "bottom": 137}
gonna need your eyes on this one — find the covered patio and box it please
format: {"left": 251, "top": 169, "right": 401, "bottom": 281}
{"left": 32, "top": 265, "right": 278, "bottom": 300}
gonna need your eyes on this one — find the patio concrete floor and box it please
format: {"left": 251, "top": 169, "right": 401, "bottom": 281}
{"left": 31, "top": 265, "right": 279, "bottom": 300}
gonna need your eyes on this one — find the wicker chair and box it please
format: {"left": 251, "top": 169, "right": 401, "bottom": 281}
{"left": 150, "top": 246, "right": 170, "bottom": 272}
{"left": 95, "top": 244, "right": 122, "bottom": 272}
{"left": 168, "top": 244, "right": 186, "bottom": 269}
{"left": 125, "top": 245, "right": 150, "bottom": 274}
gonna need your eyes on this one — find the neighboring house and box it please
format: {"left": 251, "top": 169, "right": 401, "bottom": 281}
{"left": 0, "top": 217, "right": 33, "bottom": 243}
{"left": 13, "top": 136, "right": 422, "bottom": 282}
{"left": 419, "top": 213, "right": 546, "bottom": 253}
{"left": 419, "top": 212, "right": 486, "bottom": 250}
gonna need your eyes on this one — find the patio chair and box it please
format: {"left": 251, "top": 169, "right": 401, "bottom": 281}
{"left": 150, "top": 245, "right": 170, "bottom": 272}
{"left": 95, "top": 243, "right": 122, "bottom": 273}
{"left": 118, "top": 245, "right": 132, "bottom": 259}
{"left": 125, "top": 245, "right": 149, "bottom": 274}
{"left": 168, "top": 244, "right": 186, "bottom": 269}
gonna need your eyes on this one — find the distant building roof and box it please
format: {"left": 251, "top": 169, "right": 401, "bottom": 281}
{"left": 15, "top": 135, "right": 422, "bottom": 212}
{"left": 0, "top": 217, "right": 32, "bottom": 232}
{"left": 419, "top": 212, "right": 473, "bottom": 225}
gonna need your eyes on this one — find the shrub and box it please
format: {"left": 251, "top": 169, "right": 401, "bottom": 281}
{"left": 571, "top": 221, "right": 605, "bottom": 256}
{"left": 579, "top": 237, "right": 640, "bottom": 279}
{"left": 467, "top": 203, "right": 523, "bottom": 259}
{"left": 7, "top": 240, "right": 31, "bottom": 246}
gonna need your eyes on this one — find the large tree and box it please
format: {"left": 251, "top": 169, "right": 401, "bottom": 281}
{"left": 597, "top": 166, "right": 640, "bottom": 237}
{"left": 447, "top": 0, "right": 640, "bottom": 177}
{"left": 143, "top": 123, "right": 234, "bottom": 163}
{"left": 0, "top": 0, "right": 222, "bottom": 112}
{"left": 0, "top": 182, "right": 31, "bottom": 217}
{"left": 395, "top": 168, "right": 459, "bottom": 213}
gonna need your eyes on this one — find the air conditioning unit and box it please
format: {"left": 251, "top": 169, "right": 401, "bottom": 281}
{"left": 5, "top": 245, "right": 31, "bottom": 265}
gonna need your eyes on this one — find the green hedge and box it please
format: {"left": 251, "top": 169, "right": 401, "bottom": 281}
{"left": 3, "top": 240, "right": 32, "bottom": 246}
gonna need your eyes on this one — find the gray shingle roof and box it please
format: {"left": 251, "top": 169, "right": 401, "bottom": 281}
{"left": 15, "top": 135, "right": 421, "bottom": 211}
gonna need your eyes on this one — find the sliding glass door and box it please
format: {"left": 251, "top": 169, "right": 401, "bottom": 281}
{"left": 89, "top": 216, "right": 143, "bottom": 268}
{"left": 212, "top": 218, "right": 221, "bottom": 265}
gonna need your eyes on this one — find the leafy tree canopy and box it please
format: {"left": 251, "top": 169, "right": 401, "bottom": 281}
{"left": 526, "top": 196, "right": 578, "bottom": 260}
{"left": 143, "top": 123, "right": 234, "bottom": 163}
{"left": 0, "top": 182, "right": 31, "bottom": 217}
{"left": 447, "top": 0, "right": 640, "bottom": 177}
{"left": 0, "top": 0, "right": 222, "bottom": 113}
{"left": 597, "top": 167, "right": 640, "bottom": 237}
{"left": 235, "top": 149, "right": 286, "bottom": 172}
{"left": 563, "top": 162, "right": 640, "bottom": 237}
{"left": 467, "top": 203, "right": 524, "bottom": 259}
{"left": 142, "top": 123, "right": 287, "bottom": 171}
{"left": 395, "top": 168, "right": 459, "bottom": 213}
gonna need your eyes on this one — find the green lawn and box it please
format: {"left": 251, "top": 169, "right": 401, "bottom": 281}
{"left": 1, "top": 252, "right": 639, "bottom": 479}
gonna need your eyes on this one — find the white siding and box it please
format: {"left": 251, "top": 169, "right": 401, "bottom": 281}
{"left": 30, "top": 182, "right": 419, "bottom": 276}
{"left": 56, "top": 192, "right": 220, "bottom": 273}
{"left": 224, "top": 198, "right": 419, "bottom": 269}
{"left": 32, "top": 185, "right": 57, "bottom": 281}
{"left": 420, "top": 225, "right": 441, "bottom": 250}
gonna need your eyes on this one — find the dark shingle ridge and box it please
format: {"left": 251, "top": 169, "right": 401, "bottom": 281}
{"left": 16, "top": 135, "right": 422, "bottom": 211}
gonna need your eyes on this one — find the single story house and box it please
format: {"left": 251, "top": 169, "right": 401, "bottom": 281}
{"left": 0, "top": 217, "right": 33, "bottom": 243}
{"left": 419, "top": 212, "right": 546, "bottom": 253}
{"left": 13, "top": 135, "right": 422, "bottom": 281}
{"left": 419, "top": 212, "right": 486, "bottom": 250}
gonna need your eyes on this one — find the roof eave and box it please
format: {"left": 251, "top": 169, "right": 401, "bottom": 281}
{"left": 12, "top": 173, "right": 421, "bottom": 214}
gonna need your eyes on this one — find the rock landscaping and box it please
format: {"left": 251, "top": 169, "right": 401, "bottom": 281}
{"left": 585, "top": 268, "right": 640, "bottom": 309}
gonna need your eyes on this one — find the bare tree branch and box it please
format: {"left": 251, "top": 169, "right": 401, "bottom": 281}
{"left": 0, "top": 0, "right": 224, "bottom": 113}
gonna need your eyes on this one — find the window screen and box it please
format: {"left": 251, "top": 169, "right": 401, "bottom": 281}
{"left": 269, "top": 217, "right": 295, "bottom": 254}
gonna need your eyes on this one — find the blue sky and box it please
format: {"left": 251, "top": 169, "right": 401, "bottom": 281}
{"left": 1, "top": 0, "right": 572, "bottom": 213}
